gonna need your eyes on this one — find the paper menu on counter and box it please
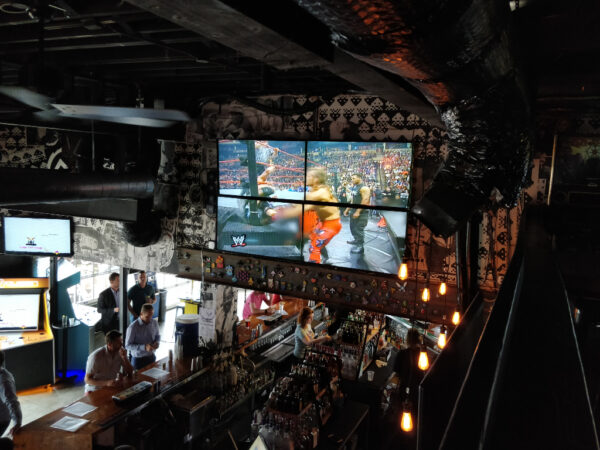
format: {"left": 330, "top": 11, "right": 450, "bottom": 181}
{"left": 62, "top": 402, "right": 97, "bottom": 417}
{"left": 142, "top": 367, "right": 170, "bottom": 379}
{"left": 50, "top": 416, "right": 89, "bottom": 432}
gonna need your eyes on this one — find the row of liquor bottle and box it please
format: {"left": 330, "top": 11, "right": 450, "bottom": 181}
{"left": 346, "top": 309, "right": 384, "bottom": 328}
{"left": 247, "top": 322, "right": 296, "bottom": 354}
{"left": 192, "top": 352, "right": 274, "bottom": 396}
{"left": 215, "top": 366, "right": 275, "bottom": 414}
{"left": 267, "top": 376, "right": 313, "bottom": 414}
{"left": 253, "top": 405, "right": 321, "bottom": 450}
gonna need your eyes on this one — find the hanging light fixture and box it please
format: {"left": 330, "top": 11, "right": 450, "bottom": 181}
{"left": 438, "top": 324, "right": 447, "bottom": 349}
{"left": 400, "top": 388, "right": 414, "bottom": 432}
{"left": 421, "top": 287, "right": 430, "bottom": 302}
{"left": 398, "top": 263, "right": 408, "bottom": 281}
{"left": 439, "top": 282, "right": 447, "bottom": 295}
{"left": 401, "top": 406, "right": 414, "bottom": 432}
{"left": 452, "top": 309, "right": 461, "bottom": 325}
{"left": 418, "top": 336, "right": 429, "bottom": 371}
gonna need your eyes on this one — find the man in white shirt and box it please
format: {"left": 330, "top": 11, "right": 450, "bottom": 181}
{"left": 125, "top": 304, "right": 160, "bottom": 370}
{"left": 84, "top": 330, "right": 133, "bottom": 393}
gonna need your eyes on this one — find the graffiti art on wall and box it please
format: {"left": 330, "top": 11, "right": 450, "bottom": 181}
{"left": 73, "top": 217, "right": 176, "bottom": 272}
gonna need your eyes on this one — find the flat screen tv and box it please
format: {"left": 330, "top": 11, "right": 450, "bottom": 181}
{"left": 0, "top": 293, "right": 40, "bottom": 331}
{"left": 1, "top": 216, "right": 73, "bottom": 257}
{"left": 216, "top": 140, "right": 412, "bottom": 275}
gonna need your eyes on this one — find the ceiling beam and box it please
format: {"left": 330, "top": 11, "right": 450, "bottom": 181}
{"left": 125, "top": 0, "right": 443, "bottom": 127}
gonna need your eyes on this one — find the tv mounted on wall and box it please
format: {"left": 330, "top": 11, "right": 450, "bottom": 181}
{"left": 1, "top": 216, "right": 74, "bottom": 257}
{"left": 216, "top": 140, "right": 412, "bottom": 275}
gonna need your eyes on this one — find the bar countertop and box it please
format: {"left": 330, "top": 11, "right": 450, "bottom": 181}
{"left": 14, "top": 356, "right": 202, "bottom": 450}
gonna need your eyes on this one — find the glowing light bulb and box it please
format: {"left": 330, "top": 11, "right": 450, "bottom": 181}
{"left": 398, "top": 263, "right": 408, "bottom": 281}
{"left": 418, "top": 348, "right": 429, "bottom": 371}
{"left": 439, "top": 282, "right": 447, "bottom": 295}
{"left": 421, "top": 287, "right": 430, "bottom": 302}
{"left": 401, "top": 410, "right": 413, "bottom": 432}
{"left": 438, "top": 326, "right": 447, "bottom": 349}
{"left": 452, "top": 310, "right": 460, "bottom": 325}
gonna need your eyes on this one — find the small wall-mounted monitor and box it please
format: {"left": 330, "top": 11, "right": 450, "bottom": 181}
{"left": 1, "top": 216, "right": 73, "bottom": 257}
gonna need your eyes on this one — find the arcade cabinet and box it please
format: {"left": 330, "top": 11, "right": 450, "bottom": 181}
{"left": 0, "top": 278, "right": 54, "bottom": 390}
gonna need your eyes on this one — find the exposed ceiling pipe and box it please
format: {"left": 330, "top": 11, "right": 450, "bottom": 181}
{"left": 0, "top": 168, "right": 154, "bottom": 206}
{"left": 293, "top": 0, "right": 532, "bottom": 236}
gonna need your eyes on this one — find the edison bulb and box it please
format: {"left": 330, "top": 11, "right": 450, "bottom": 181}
{"left": 439, "top": 282, "right": 447, "bottom": 295}
{"left": 418, "top": 349, "right": 429, "bottom": 371}
{"left": 422, "top": 287, "right": 430, "bottom": 302}
{"left": 398, "top": 263, "right": 408, "bottom": 281}
{"left": 438, "top": 330, "right": 447, "bottom": 349}
{"left": 401, "top": 410, "right": 413, "bottom": 432}
{"left": 452, "top": 310, "right": 460, "bottom": 325}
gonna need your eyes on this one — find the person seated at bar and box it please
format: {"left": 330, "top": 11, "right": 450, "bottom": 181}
{"left": 242, "top": 291, "right": 275, "bottom": 320}
{"left": 294, "top": 307, "right": 331, "bottom": 359}
{"left": 126, "top": 303, "right": 160, "bottom": 370}
{"left": 84, "top": 330, "right": 133, "bottom": 393}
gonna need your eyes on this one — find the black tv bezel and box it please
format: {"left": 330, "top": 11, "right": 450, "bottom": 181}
{"left": 216, "top": 138, "right": 414, "bottom": 209}
{"left": 215, "top": 138, "right": 414, "bottom": 276}
{"left": 1, "top": 215, "right": 75, "bottom": 258}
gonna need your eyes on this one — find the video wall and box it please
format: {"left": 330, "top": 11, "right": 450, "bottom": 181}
{"left": 217, "top": 140, "right": 412, "bottom": 275}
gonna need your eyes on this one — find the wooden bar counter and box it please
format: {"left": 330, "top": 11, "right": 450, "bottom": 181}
{"left": 14, "top": 356, "right": 201, "bottom": 450}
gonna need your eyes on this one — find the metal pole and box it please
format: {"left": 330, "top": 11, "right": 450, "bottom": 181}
{"left": 49, "top": 256, "right": 58, "bottom": 326}
{"left": 120, "top": 267, "right": 129, "bottom": 336}
{"left": 547, "top": 133, "right": 558, "bottom": 206}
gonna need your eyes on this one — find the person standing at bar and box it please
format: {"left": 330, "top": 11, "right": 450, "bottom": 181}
{"left": 0, "top": 351, "right": 21, "bottom": 438}
{"left": 344, "top": 173, "right": 371, "bottom": 254}
{"left": 127, "top": 271, "right": 155, "bottom": 321}
{"left": 97, "top": 272, "right": 120, "bottom": 334}
{"left": 242, "top": 291, "right": 274, "bottom": 320}
{"left": 293, "top": 307, "right": 331, "bottom": 360}
{"left": 125, "top": 304, "right": 160, "bottom": 370}
{"left": 84, "top": 330, "right": 133, "bottom": 392}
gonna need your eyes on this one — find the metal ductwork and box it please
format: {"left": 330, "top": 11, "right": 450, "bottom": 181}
{"left": 0, "top": 168, "right": 154, "bottom": 206}
{"left": 293, "top": 0, "right": 532, "bottom": 236}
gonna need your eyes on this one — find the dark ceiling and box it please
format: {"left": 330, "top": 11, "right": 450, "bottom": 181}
{"left": 0, "top": 0, "right": 598, "bottom": 125}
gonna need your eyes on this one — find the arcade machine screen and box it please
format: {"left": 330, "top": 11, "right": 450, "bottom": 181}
{"left": 0, "top": 294, "right": 40, "bottom": 331}
{"left": 2, "top": 216, "right": 73, "bottom": 256}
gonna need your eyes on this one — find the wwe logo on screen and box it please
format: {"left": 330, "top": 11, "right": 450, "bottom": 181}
{"left": 231, "top": 235, "right": 247, "bottom": 247}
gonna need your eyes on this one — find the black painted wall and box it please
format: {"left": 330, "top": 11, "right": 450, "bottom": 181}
{"left": 0, "top": 254, "right": 34, "bottom": 278}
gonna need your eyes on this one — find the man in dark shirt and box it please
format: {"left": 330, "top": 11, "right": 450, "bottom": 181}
{"left": 0, "top": 351, "right": 21, "bottom": 438}
{"left": 97, "top": 272, "right": 120, "bottom": 334}
{"left": 343, "top": 173, "right": 371, "bottom": 254}
{"left": 127, "top": 271, "right": 156, "bottom": 320}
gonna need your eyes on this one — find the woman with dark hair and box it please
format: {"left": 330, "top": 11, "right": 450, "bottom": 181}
{"left": 293, "top": 307, "right": 331, "bottom": 359}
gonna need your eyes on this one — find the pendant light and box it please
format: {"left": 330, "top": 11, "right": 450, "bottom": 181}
{"left": 418, "top": 347, "right": 429, "bottom": 371}
{"left": 439, "top": 282, "right": 447, "bottom": 295}
{"left": 438, "top": 324, "right": 447, "bottom": 349}
{"left": 398, "top": 263, "right": 408, "bottom": 281}
{"left": 452, "top": 309, "right": 461, "bottom": 325}
{"left": 421, "top": 287, "right": 430, "bottom": 302}
{"left": 417, "top": 336, "right": 429, "bottom": 371}
{"left": 400, "top": 387, "right": 414, "bottom": 432}
{"left": 401, "top": 407, "right": 414, "bottom": 432}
